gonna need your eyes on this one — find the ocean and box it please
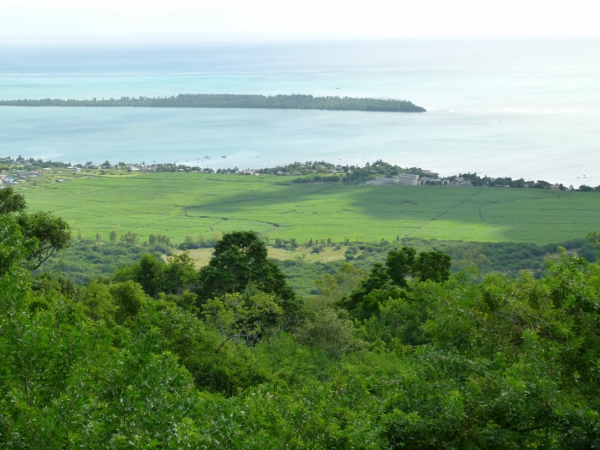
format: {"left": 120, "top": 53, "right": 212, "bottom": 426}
{"left": 1, "top": 38, "right": 599, "bottom": 186}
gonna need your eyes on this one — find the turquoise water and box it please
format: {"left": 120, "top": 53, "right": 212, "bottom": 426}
{"left": 1, "top": 39, "right": 599, "bottom": 185}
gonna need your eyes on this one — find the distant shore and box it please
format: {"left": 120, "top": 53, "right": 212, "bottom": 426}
{"left": 0, "top": 93, "right": 426, "bottom": 113}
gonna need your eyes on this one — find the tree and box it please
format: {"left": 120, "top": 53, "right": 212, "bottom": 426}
{"left": 413, "top": 250, "right": 452, "bottom": 283}
{"left": 109, "top": 229, "right": 117, "bottom": 244}
{"left": 0, "top": 216, "right": 24, "bottom": 274}
{"left": 80, "top": 281, "right": 119, "bottom": 327}
{"left": 340, "top": 247, "right": 453, "bottom": 320}
{"left": 587, "top": 231, "right": 600, "bottom": 251}
{"left": 202, "top": 291, "right": 282, "bottom": 351}
{"left": 120, "top": 231, "right": 139, "bottom": 245}
{"left": 115, "top": 253, "right": 165, "bottom": 298}
{"left": 339, "top": 263, "right": 401, "bottom": 319}
{"left": 296, "top": 309, "right": 363, "bottom": 358}
{"left": 16, "top": 211, "right": 71, "bottom": 270}
{"left": 163, "top": 252, "right": 197, "bottom": 295}
{"left": 310, "top": 263, "right": 364, "bottom": 311}
{"left": 0, "top": 188, "right": 70, "bottom": 271}
{"left": 0, "top": 187, "right": 26, "bottom": 215}
{"left": 386, "top": 247, "right": 417, "bottom": 288}
{"left": 196, "top": 231, "right": 298, "bottom": 315}
{"left": 109, "top": 280, "right": 146, "bottom": 325}
{"left": 95, "top": 233, "right": 102, "bottom": 243}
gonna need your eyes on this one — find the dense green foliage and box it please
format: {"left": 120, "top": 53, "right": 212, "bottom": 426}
{"left": 3, "top": 195, "right": 600, "bottom": 448}
{"left": 0, "top": 93, "right": 426, "bottom": 112}
{"left": 33, "top": 233, "right": 598, "bottom": 299}
{"left": 0, "top": 187, "right": 71, "bottom": 271}
{"left": 32, "top": 240, "right": 172, "bottom": 284}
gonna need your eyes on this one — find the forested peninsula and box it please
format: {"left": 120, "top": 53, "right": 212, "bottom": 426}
{"left": 0, "top": 93, "right": 426, "bottom": 112}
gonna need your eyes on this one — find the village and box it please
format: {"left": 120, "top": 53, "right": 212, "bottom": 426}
{"left": 0, "top": 157, "right": 581, "bottom": 191}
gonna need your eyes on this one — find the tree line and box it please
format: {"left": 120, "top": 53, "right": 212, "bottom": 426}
{"left": 0, "top": 93, "right": 426, "bottom": 113}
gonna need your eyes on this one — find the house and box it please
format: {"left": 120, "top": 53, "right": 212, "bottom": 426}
{"left": 398, "top": 173, "right": 420, "bottom": 186}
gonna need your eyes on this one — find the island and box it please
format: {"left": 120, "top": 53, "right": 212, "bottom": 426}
{"left": 0, "top": 93, "right": 426, "bottom": 113}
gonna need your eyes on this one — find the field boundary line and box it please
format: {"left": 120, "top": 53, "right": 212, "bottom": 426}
{"left": 404, "top": 188, "right": 485, "bottom": 238}
{"left": 477, "top": 191, "right": 566, "bottom": 241}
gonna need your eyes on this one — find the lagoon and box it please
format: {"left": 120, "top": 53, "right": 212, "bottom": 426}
{"left": 1, "top": 39, "right": 599, "bottom": 186}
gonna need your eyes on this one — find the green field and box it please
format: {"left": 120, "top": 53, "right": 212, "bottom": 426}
{"left": 20, "top": 172, "right": 600, "bottom": 244}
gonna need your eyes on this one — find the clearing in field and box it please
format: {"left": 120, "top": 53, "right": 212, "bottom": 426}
{"left": 20, "top": 172, "right": 600, "bottom": 245}
{"left": 169, "top": 246, "right": 348, "bottom": 269}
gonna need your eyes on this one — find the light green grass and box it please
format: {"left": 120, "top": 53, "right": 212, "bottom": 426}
{"left": 168, "top": 246, "right": 347, "bottom": 269}
{"left": 19, "top": 172, "right": 600, "bottom": 245}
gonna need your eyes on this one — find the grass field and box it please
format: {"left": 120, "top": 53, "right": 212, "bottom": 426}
{"left": 168, "top": 246, "right": 348, "bottom": 269}
{"left": 19, "top": 171, "right": 600, "bottom": 245}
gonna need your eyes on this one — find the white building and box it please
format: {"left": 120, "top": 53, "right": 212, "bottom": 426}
{"left": 398, "top": 173, "right": 420, "bottom": 186}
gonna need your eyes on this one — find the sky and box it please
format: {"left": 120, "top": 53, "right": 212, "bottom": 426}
{"left": 1, "top": 0, "right": 599, "bottom": 44}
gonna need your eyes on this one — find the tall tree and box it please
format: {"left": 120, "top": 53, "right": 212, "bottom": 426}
{"left": 0, "top": 187, "right": 70, "bottom": 271}
{"left": 196, "top": 231, "right": 298, "bottom": 314}
{"left": 413, "top": 250, "right": 452, "bottom": 283}
{"left": 113, "top": 253, "right": 165, "bottom": 298}
{"left": 16, "top": 212, "right": 71, "bottom": 270}
{"left": 385, "top": 247, "right": 417, "bottom": 288}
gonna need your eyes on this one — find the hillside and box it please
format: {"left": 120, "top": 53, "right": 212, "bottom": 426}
{"left": 3, "top": 189, "right": 600, "bottom": 448}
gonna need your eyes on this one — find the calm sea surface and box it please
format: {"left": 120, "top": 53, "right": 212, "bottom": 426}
{"left": 1, "top": 39, "right": 599, "bottom": 185}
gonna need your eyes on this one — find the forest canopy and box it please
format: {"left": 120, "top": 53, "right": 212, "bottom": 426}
{"left": 0, "top": 93, "right": 427, "bottom": 113}
{"left": 3, "top": 192, "right": 600, "bottom": 448}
